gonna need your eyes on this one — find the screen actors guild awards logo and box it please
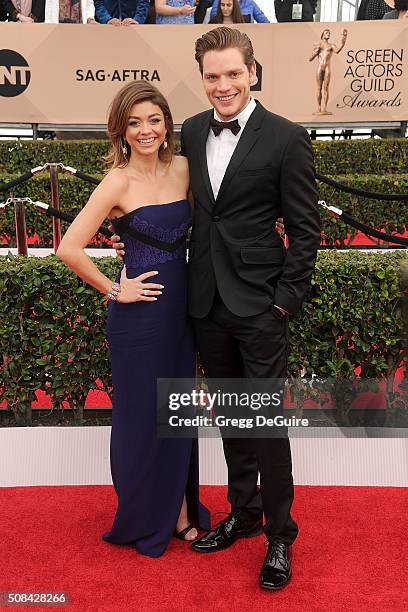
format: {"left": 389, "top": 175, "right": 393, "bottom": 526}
{"left": 0, "top": 49, "right": 31, "bottom": 98}
{"left": 309, "top": 29, "right": 348, "bottom": 115}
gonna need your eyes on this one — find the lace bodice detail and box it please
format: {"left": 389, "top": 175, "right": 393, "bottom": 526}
{"left": 111, "top": 200, "right": 191, "bottom": 269}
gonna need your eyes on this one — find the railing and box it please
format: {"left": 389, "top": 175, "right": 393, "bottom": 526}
{"left": 0, "top": 163, "right": 109, "bottom": 255}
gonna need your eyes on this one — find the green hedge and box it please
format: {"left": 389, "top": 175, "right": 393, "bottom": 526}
{"left": 1, "top": 138, "right": 408, "bottom": 175}
{"left": 1, "top": 172, "right": 407, "bottom": 248}
{"left": 0, "top": 252, "right": 406, "bottom": 426}
{"left": 0, "top": 140, "right": 111, "bottom": 175}
{"left": 313, "top": 138, "right": 408, "bottom": 175}
{"left": 0, "top": 255, "right": 118, "bottom": 425}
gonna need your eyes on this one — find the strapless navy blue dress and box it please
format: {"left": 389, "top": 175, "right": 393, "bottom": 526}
{"left": 102, "top": 200, "right": 210, "bottom": 558}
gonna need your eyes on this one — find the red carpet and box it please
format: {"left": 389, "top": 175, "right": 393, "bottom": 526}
{"left": 0, "top": 485, "right": 407, "bottom": 611}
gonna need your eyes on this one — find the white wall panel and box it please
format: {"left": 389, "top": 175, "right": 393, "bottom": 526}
{"left": 0, "top": 427, "right": 406, "bottom": 488}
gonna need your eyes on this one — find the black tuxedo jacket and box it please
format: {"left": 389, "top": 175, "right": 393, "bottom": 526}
{"left": 181, "top": 101, "right": 320, "bottom": 319}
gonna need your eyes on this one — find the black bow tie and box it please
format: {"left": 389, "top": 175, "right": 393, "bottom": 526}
{"left": 210, "top": 117, "right": 241, "bottom": 137}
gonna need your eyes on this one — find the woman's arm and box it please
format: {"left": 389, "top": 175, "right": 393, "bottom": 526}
{"left": 56, "top": 171, "right": 125, "bottom": 296}
{"left": 155, "top": 0, "right": 195, "bottom": 16}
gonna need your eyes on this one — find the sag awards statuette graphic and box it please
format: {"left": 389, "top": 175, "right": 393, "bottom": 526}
{"left": 309, "top": 29, "right": 348, "bottom": 116}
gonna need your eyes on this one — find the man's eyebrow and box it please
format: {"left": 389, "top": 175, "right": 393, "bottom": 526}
{"left": 203, "top": 68, "right": 243, "bottom": 76}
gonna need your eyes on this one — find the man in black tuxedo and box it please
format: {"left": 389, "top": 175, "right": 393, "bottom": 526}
{"left": 111, "top": 27, "right": 320, "bottom": 590}
{"left": 183, "top": 27, "right": 320, "bottom": 590}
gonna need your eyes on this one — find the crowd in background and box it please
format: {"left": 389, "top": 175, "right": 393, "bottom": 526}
{"left": 0, "top": 1, "right": 406, "bottom": 24}
{"left": 0, "top": 0, "right": 313, "bottom": 24}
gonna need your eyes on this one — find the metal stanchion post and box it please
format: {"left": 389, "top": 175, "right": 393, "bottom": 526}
{"left": 49, "top": 164, "right": 61, "bottom": 253}
{"left": 14, "top": 200, "right": 28, "bottom": 256}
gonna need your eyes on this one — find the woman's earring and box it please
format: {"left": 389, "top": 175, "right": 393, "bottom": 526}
{"left": 122, "top": 138, "right": 128, "bottom": 160}
{"left": 162, "top": 139, "right": 168, "bottom": 150}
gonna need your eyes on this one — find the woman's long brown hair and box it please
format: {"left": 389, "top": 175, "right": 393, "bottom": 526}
{"left": 105, "top": 80, "right": 174, "bottom": 169}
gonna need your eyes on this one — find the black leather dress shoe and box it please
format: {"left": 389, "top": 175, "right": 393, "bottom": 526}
{"left": 259, "top": 540, "right": 292, "bottom": 590}
{"left": 191, "top": 512, "right": 263, "bottom": 553}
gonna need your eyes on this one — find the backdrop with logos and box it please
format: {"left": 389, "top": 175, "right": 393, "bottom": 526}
{"left": 0, "top": 21, "right": 407, "bottom": 125}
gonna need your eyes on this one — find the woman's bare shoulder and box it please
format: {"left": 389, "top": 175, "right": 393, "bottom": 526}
{"left": 94, "top": 166, "right": 129, "bottom": 199}
{"left": 171, "top": 154, "right": 189, "bottom": 177}
{"left": 172, "top": 154, "right": 188, "bottom": 170}
{"left": 103, "top": 166, "right": 129, "bottom": 187}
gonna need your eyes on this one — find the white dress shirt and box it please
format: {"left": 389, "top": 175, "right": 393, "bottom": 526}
{"left": 206, "top": 97, "right": 257, "bottom": 200}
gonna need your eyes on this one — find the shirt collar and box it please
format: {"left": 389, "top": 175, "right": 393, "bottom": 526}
{"left": 213, "top": 97, "right": 257, "bottom": 130}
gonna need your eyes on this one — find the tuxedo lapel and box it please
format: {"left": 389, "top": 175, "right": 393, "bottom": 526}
{"left": 215, "top": 102, "right": 266, "bottom": 205}
{"left": 196, "top": 112, "right": 215, "bottom": 208}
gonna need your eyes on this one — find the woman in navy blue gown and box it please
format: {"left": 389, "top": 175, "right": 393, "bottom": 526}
{"left": 57, "top": 81, "right": 210, "bottom": 557}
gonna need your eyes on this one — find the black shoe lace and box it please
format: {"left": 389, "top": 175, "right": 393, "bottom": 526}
{"left": 264, "top": 539, "right": 288, "bottom": 568}
{"left": 212, "top": 511, "right": 232, "bottom": 530}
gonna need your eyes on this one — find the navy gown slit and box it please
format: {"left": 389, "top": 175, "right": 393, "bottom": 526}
{"left": 102, "top": 200, "right": 210, "bottom": 558}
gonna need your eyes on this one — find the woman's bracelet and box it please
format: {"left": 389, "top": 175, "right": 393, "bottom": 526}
{"left": 106, "top": 282, "right": 121, "bottom": 302}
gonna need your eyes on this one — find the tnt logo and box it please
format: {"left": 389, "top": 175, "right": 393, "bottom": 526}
{"left": 0, "top": 50, "right": 31, "bottom": 97}
{"left": 250, "top": 60, "right": 262, "bottom": 92}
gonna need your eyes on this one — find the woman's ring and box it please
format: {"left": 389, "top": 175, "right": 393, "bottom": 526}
{"left": 143, "top": 289, "right": 149, "bottom": 295}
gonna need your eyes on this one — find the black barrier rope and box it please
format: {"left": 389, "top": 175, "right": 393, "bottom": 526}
{"left": 340, "top": 211, "right": 408, "bottom": 246}
{"left": 0, "top": 164, "right": 101, "bottom": 195}
{"left": 3, "top": 197, "right": 407, "bottom": 246}
{"left": 0, "top": 198, "right": 111, "bottom": 239}
{"left": 35, "top": 199, "right": 408, "bottom": 246}
{"left": 0, "top": 170, "right": 39, "bottom": 193}
{"left": 70, "top": 170, "right": 101, "bottom": 186}
{"left": 1, "top": 164, "right": 407, "bottom": 202}
{"left": 319, "top": 201, "right": 408, "bottom": 247}
{"left": 316, "top": 173, "right": 408, "bottom": 201}
{"left": 1, "top": 163, "right": 407, "bottom": 247}
{"left": 34, "top": 201, "right": 111, "bottom": 238}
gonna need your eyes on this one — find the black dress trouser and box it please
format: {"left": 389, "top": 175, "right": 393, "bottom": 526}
{"left": 192, "top": 290, "right": 299, "bottom": 544}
